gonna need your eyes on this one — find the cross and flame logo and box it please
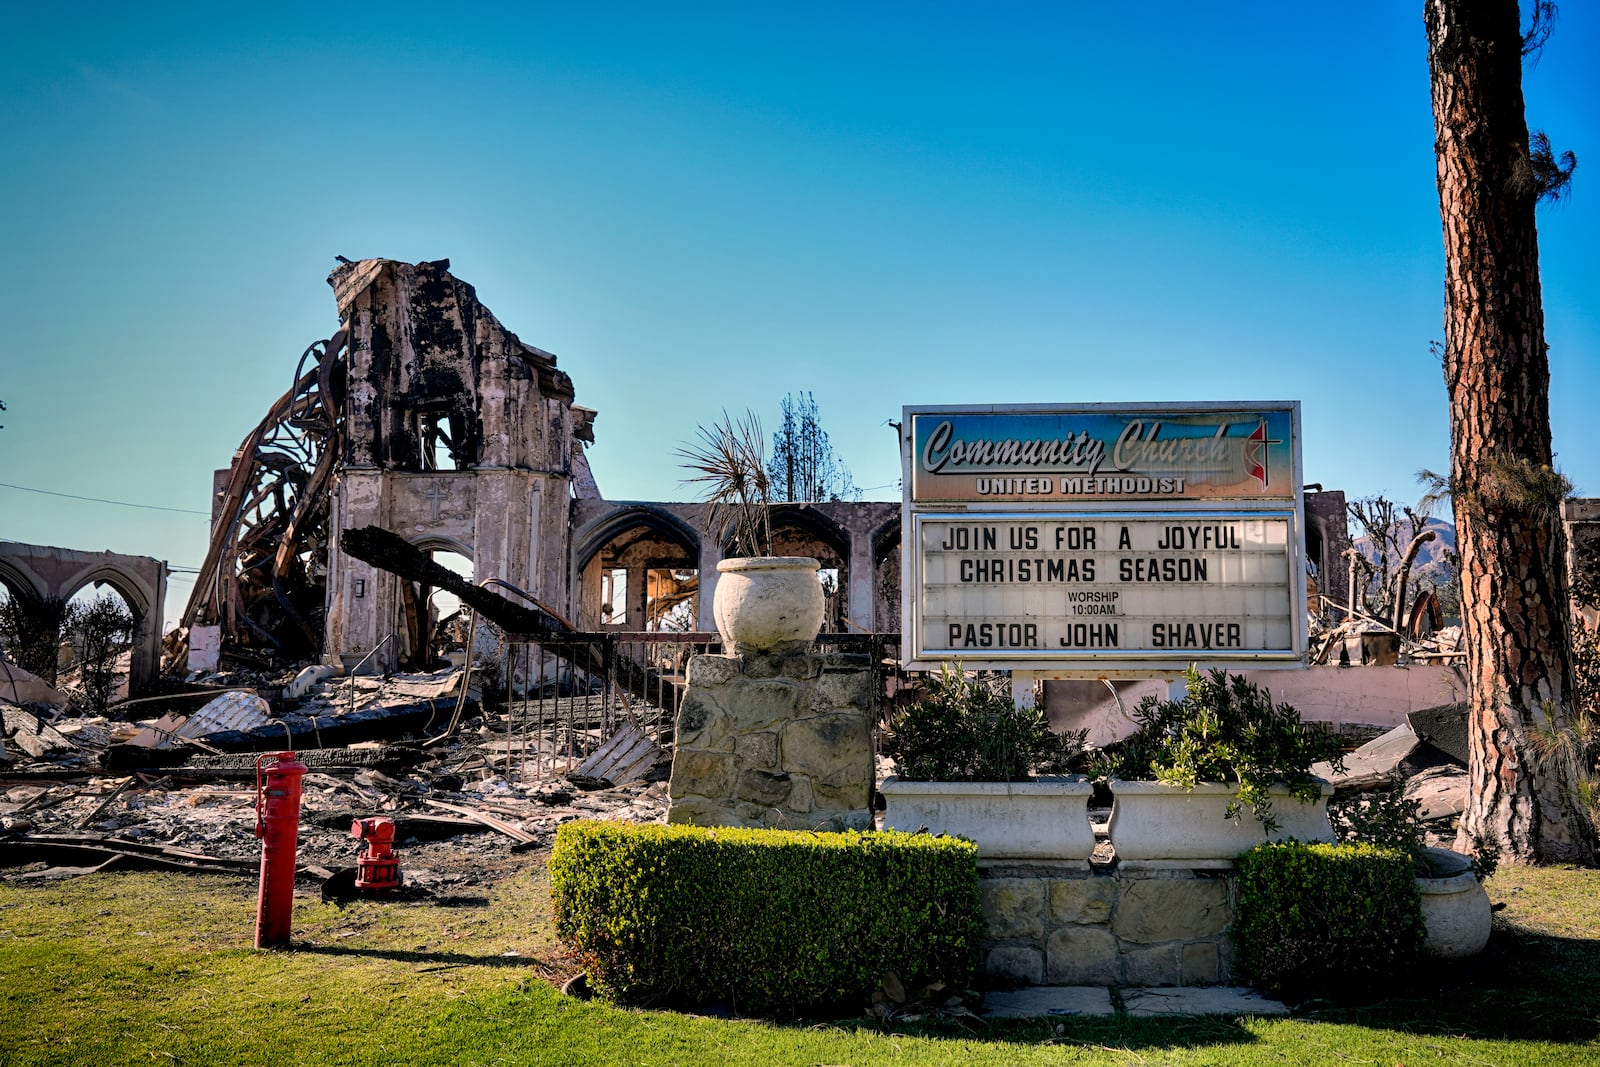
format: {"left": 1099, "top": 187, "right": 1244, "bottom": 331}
{"left": 1245, "top": 418, "right": 1280, "bottom": 488}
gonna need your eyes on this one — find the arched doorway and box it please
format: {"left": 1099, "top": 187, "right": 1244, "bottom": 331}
{"left": 576, "top": 508, "right": 702, "bottom": 632}
{"left": 61, "top": 576, "right": 141, "bottom": 711}
{"left": 396, "top": 539, "right": 474, "bottom": 669}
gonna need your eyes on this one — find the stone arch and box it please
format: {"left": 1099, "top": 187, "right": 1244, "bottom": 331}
{"left": 410, "top": 535, "right": 476, "bottom": 562}
{"left": 574, "top": 506, "right": 703, "bottom": 571}
{"left": 0, "top": 557, "right": 47, "bottom": 606}
{"left": 0, "top": 543, "right": 166, "bottom": 697}
{"left": 59, "top": 565, "right": 153, "bottom": 620}
{"left": 574, "top": 505, "right": 703, "bottom": 631}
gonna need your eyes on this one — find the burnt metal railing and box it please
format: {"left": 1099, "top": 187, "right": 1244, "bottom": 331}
{"left": 458, "top": 629, "right": 903, "bottom": 781}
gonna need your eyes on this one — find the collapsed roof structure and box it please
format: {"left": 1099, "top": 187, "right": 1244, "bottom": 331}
{"left": 177, "top": 258, "right": 592, "bottom": 671}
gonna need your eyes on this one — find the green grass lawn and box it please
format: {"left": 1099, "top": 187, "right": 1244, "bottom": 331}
{"left": 2, "top": 859, "right": 1598, "bottom": 1065}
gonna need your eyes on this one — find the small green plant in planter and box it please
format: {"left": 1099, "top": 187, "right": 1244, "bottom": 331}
{"left": 879, "top": 662, "right": 1092, "bottom": 863}
{"left": 1094, "top": 665, "right": 1346, "bottom": 832}
{"left": 881, "top": 661, "right": 1085, "bottom": 781}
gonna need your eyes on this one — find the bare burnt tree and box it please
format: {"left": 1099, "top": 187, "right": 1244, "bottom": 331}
{"left": 767, "top": 391, "right": 859, "bottom": 503}
{"left": 1426, "top": 0, "right": 1590, "bottom": 862}
{"left": 72, "top": 594, "right": 133, "bottom": 715}
{"left": 0, "top": 592, "right": 72, "bottom": 684}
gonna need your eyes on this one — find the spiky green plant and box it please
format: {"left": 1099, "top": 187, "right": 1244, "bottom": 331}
{"left": 677, "top": 410, "right": 773, "bottom": 557}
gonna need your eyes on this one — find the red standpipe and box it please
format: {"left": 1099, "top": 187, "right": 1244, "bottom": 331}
{"left": 254, "top": 751, "right": 307, "bottom": 948}
{"left": 351, "top": 816, "right": 402, "bottom": 891}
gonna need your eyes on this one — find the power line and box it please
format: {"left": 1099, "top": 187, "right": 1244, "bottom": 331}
{"left": 0, "top": 481, "right": 210, "bottom": 516}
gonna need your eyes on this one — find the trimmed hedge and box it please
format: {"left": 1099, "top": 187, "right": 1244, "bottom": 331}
{"left": 549, "top": 821, "right": 981, "bottom": 1016}
{"left": 1235, "top": 841, "right": 1424, "bottom": 998}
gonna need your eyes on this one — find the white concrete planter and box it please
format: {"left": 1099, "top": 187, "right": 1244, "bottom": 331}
{"left": 879, "top": 775, "right": 1095, "bottom": 865}
{"left": 1107, "top": 779, "right": 1335, "bottom": 868}
{"left": 712, "top": 556, "right": 825, "bottom": 653}
{"left": 1416, "top": 846, "right": 1492, "bottom": 958}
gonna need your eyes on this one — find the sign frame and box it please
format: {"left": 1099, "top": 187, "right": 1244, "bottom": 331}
{"left": 899, "top": 401, "right": 1307, "bottom": 676}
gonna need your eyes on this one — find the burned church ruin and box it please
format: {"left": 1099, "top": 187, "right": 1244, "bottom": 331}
{"left": 175, "top": 258, "right": 900, "bottom": 674}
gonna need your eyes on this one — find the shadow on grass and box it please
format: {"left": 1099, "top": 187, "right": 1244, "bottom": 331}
{"left": 1298, "top": 924, "right": 1600, "bottom": 1044}
{"left": 823, "top": 1011, "right": 1263, "bottom": 1054}
{"left": 626, "top": 922, "right": 1600, "bottom": 1052}
{"left": 293, "top": 942, "right": 564, "bottom": 973}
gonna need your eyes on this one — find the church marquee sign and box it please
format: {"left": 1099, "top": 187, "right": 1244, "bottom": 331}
{"left": 900, "top": 402, "right": 1306, "bottom": 674}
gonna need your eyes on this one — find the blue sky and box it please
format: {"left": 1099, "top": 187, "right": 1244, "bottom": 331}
{"left": 1, "top": 2, "right": 1595, "bottom": 620}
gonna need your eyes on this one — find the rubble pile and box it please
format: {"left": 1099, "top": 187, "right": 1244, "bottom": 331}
{"left": 1, "top": 664, "right": 671, "bottom": 890}
{"left": 1315, "top": 700, "right": 1471, "bottom": 848}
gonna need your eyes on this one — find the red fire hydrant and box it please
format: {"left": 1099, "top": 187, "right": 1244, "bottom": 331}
{"left": 351, "top": 817, "right": 402, "bottom": 891}
{"left": 254, "top": 751, "right": 307, "bottom": 948}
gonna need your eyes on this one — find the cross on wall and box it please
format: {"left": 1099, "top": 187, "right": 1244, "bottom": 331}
{"left": 422, "top": 482, "right": 450, "bottom": 521}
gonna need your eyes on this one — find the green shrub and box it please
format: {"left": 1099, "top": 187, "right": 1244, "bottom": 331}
{"left": 882, "top": 661, "right": 1085, "bottom": 781}
{"left": 1234, "top": 841, "right": 1423, "bottom": 999}
{"left": 549, "top": 821, "right": 981, "bottom": 1016}
{"left": 1092, "top": 665, "right": 1345, "bottom": 831}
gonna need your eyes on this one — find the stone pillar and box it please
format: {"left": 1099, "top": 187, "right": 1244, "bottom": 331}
{"left": 667, "top": 650, "right": 875, "bottom": 831}
{"left": 847, "top": 531, "right": 875, "bottom": 633}
{"left": 696, "top": 538, "right": 722, "bottom": 633}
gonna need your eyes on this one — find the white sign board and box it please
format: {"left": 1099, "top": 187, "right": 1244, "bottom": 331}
{"left": 901, "top": 403, "right": 1306, "bottom": 674}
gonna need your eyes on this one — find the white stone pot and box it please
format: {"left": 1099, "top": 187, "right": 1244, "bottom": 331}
{"left": 879, "top": 775, "right": 1096, "bottom": 865}
{"left": 1107, "top": 779, "right": 1335, "bottom": 868}
{"left": 712, "top": 556, "right": 825, "bottom": 653}
{"left": 1416, "top": 846, "right": 1492, "bottom": 958}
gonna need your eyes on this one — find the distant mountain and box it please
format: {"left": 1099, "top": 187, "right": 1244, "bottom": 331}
{"left": 1353, "top": 516, "right": 1457, "bottom": 586}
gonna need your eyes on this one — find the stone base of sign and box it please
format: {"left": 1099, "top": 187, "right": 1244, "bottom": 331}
{"left": 979, "top": 863, "right": 1236, "bottom": 987}
{"left": 666, "top": 650, "right": 874, "bottom": 831}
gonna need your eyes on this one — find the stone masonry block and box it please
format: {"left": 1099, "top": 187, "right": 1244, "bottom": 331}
{"left": 668, "top": 750, "right": 735, "bottom": 801}
{"left": 741, "top": 653, "right": 780, "bottom": 679}
{"left": 788, "top": 776, "right": 815, "bottom": 813}
{"left": 1120, "top": 942, "right": 1181, "bottom": 987}
{"left": 666, "top": 796, "right": 737, "bottom": 826}
{"left": 675, "top": 692, "right": 733, "bottom": 752}
{"left": 685, "top": 655, "right": 739, "bottom": 689}
{"left": 764, "top": 807, "right": 860, "bottom": 832}
{"left": 1181, "top": 941, "right": 1221, "bottom": 985}
{"left": 981, "top": 878, "right": 1045, "bottom": 940}
{"left": 1045, "top": 925, "right": 1118, "bottom": 986}
{"left": 1049, "top": 877, "right": 1115, "bottom": 925}
{"left": 734, "top": 730, "right": 779, "bottom": 770}
{"left": 781, "top": 711, "right": 871, "bottom": 771}
{"left": 812, "top": 775, "right": 870, "bottom": 811}
{"left": 1113, "top": 877, "right": 1231, "bottom": 943}
{"left": 1214, "top": 936, "right": 1237, "bottom": 982}
{"left": 984, "top": 944, "right": 1044, "bottom": 985}
{"left": 734, "top": 768, "right": 793, "bottom": 807}
{"left": 781, "top": 655, "right": 822, "bottom": 680}
{"left": 816, "top": 668, "right": 875, "bottom": 709}
{"left": 725, "top": 679, "right": 806, "bottom": 730}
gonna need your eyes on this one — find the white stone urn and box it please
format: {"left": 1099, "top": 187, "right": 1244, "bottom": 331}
{"left": 879, "top": 775, "right": 1096, "bottom": 865}
{"left": 1416, "top": 846, "right": 1492, "bottom": 958}
{"left": 1107, "top": 779, "right": 1335, "bottom": 868}
{"left": 712, "top": 556, "right": 826, "bottom": 653}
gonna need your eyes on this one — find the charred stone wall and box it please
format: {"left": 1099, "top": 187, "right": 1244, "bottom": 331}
{"left": 324, "top": 260, "right": 582, "bottom": 666}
